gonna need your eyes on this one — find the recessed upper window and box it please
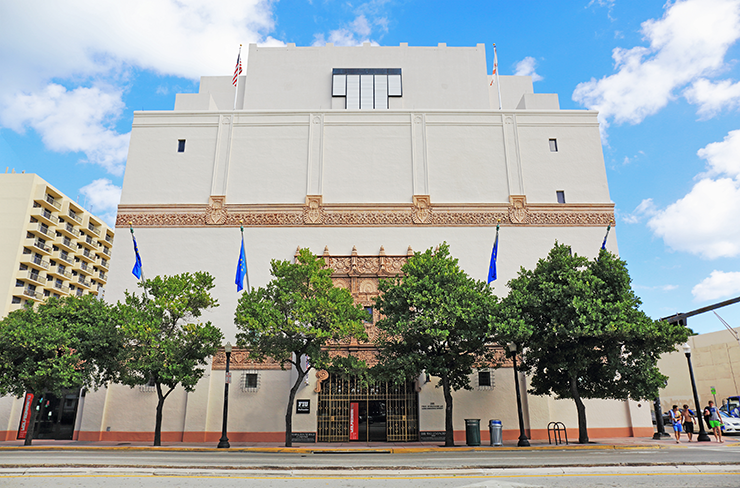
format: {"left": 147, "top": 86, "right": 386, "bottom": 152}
{"left": 332, "top": 68, "right": 402, "bottom": 110}
{"left": 177, "top": 139, "right": 186, "bottom": 152}
{"left": 478, "top": 371, "right": 491, "bottom": 388}
{"left": 549, "top": 139, "right": 558, "bottom": 152}
{"left": 556, "top": 191, "right": 566, "bottom": 204}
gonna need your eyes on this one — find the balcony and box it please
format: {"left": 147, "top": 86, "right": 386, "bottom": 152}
{"left": 19, "top": 270, "right": 46, "bottom": 286}
{"left": 77, "top": 276, "right": 92, "bottom": 288}
{"left": 105, "top": 234, "right": 114, "bottom": 244}
{"left": 57, "top": 236, "right": 76, "bottom": 254}
{"left": 75, "top": 288, "right": 84, "bottom": 297}
{"left": 78, "top": 248, "right": 95, "bottom": 263}
{"left": 98, "top": 271, "right": 108, "bottom": 282}
{"left": 98, "top": 259, "right": 109, "bottom": 271}
{"left": 57, "top": 222, "right": 80, "bottom": 239}
{"left": 47, "top": 265, "right": 73, "bottom": 281}
{"left": 27, "top": 237, "right": 52, "bottom": 255}
{"left": 52, "top": 281, "right": 70, "bottom": 294}
{"left": 67, "top": 210, "right": 83, "bottom": 225}
{"left": 29, "top": 222, "right": 55, "bottom": 239}
{"left": 20, "top": 254, "right": 50, "bottom": 270}
{"left": 44, "top": 194, "right": 62, "bottom": 211}
{"left": 31, "top": 207, "right": 59, "bottom": 226}
{"left": 79, "top": 234, "right": 97, "bottom": 250}
{"left": 52, "top": 249, "right": 75, "bottom": 266}
{"left": 76, "top": 260, "right": 94, "bottom": 276}
{"left": 87, "top": 223, "right": 101, "bottom": 237}
{"left": 23, "top": 287, "right": 43, "bottom": 301}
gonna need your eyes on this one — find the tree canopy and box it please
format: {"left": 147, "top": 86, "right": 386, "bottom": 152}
{"left": 0, "top": 295, "right": 121, "bottom": 444}
{"left": 235, "top": 248, "right": 368, "bottom": 447}
{"left": 500, "top": 243, "right": 689, "bottom": 443}
{"left": 374, "top": 243, "right": 499, "bottom": 446}
{"left": 116, "top": 271, "right": 223, "bottom": 446}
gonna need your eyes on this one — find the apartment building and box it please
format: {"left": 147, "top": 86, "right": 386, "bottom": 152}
{"left": 0, "top": 172, "right": 114, "bottom": 317}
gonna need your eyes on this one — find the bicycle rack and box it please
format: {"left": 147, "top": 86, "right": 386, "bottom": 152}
{"left": 547, "top": 421, "right": 568, "bottom": 445}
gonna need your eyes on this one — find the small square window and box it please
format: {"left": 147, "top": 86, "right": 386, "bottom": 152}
{"left": 177, "top": 139, "right": 186, "bottom": 152}
{"left": 364, "top": 306, "right": 374, "bottom": 323}
{"left": 549, "top": 139, "right": 558, "bottom": 152}
{"left": 556, "top": 191, "right": 566, "bottom": 204}
{"left": 242, "top": 372, "right": 259, "bottom": 392}
{"left": 478, "top": 371, "right": 493, "bottom": 389}
{"left": 12, "top": 297, "right": 21, "bottom": 304}
{"left": 15, "top": 280, "right": 23, "bottom": 287}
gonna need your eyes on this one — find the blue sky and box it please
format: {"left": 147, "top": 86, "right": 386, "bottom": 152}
{"left": 2, "top": 0, "right": 740, "bottom": 335}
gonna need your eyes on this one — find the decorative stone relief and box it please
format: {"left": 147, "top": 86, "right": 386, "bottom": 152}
{"left": 212, "top": 348, "right": 284, "bottom": 370}
{"left": 508, "top": 195, "right": 528, "bottom": 224}
{"left": 303, "top": 195, "right": 324, "bottom": 225}
{"left": 314, "top": 369, "right": 329, "bottom": 392}
{"left": 205, "top": 196, "right": 228, "bottom": 225}
{"left": 412, "top": 195, "right": 432, "bottom": 224}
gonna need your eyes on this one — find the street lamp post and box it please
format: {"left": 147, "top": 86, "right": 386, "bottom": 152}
{"left": 217, "top": 342, "right": 232, "bottom": 449}
{"left": 683, "top": 343, "right": 711, "bottom": 442}
{"left": 508, "top": 343, "right": 530, "bottom": 447}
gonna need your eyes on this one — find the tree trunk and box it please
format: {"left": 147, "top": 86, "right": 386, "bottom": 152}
{"left": 569, "top": 374, "right": 588, "bottom": 444}
{"left": 285, "top": 364, "right": 307, "bottom": 447}
{"left": 23, "top": 392, "right": 39, "bottom": 446}
{"left": 154, "top": 383, "right": 165, "bottom": 447}
{"left": 442, "top": 375, "right": 455, "bottom": 447}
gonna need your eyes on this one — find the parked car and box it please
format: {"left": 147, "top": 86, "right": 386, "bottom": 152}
{"left": 719, "top": 410, "right": 740, "bottom": 435}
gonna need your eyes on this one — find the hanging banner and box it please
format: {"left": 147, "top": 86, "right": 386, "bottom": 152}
{"left": 17, "top": 393, "right": 34, "bottom": 440}
{"left": 349, "top": 402, "right": 359, "bottom": 440}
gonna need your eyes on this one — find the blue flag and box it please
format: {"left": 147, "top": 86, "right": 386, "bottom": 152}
{"left": 236, "top": 234, "right": 248, "bottom": 292}
{"left": 601, "top": 223, "right": 612, "bottom": 251}
{"left": 487, "top": 226, "right": 499, "bottom": 283}
{"left": 132, "top": 235, "right": 143, "bottom": 279}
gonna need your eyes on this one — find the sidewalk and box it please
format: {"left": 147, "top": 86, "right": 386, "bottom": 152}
{"left": 2, "top": 435, "right": 737, "bottom": 452}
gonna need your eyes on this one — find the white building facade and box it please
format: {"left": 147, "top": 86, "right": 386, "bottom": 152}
{"left": 2, "top": 43, "right": 653, "bottom": 443}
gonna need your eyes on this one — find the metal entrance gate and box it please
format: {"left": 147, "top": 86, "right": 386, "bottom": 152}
{"left": 317, "top": 374, "right": 418, "bottom": 442}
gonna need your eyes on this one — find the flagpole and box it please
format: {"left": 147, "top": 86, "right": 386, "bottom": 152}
{"left": 488, "top": 219, "right": 500, "bottom": 284}
{"left": 601, "top": 219, "right": 614, "bottom": 251}
{"left": 494, "top": 44, "right": 502, "bottom": 110}
{"left": 233, "top": 44, "right": 242, "bottom": 110}
{"left": 129, "top": 222, "right": 145, "bottom": 283}
{"left": 241, "top": 221, "right": 250, "bottom": 293}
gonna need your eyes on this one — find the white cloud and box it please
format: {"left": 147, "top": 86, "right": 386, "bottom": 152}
{"left": 684, "top": 78, "right": 740, "bottom": 119}
{"left": 647, "top": 130, "right": 740, "bottom": 259}
{"left": 0, "top": 1, "right": 282, "bottom": 174}
{"left": 79, "top": 178, "right": 122, "bottom": 227}
{"left": 514, "top": 57, "right": 543, "bottom": 82}
{"left": 572, "top": 0, "right": 740, "bottom": 134}
{"left": 622, "top": 198, "right": 657, "bottom": 224}
{"left": 1, "top": 84, "right": 130, "bottom": 175}
{"left": 692, "top": 270, "right": 740, "bottom": 301}
{"left": 312, "top": 14, "right": 382, "bottom": 46}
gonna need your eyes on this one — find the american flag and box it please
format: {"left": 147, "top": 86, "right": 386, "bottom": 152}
{"left": 232, "top": 53, "right": 242, "bottom": 86}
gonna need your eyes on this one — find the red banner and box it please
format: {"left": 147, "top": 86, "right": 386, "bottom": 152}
{"left": 17, "top": 393, "right": 34, "bottom": 440}
{"left": 349, "top": 402, "right": 359, "bottom": 440}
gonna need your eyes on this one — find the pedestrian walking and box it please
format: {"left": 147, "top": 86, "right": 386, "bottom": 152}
{"left": 681, "top": 404, "right": 695, "bottom": 442}
{"left": 704, "top": 401, "right": 724, "bottom": 443}
{"left": 669, "top": 405, "right": 683, "bottom": 443}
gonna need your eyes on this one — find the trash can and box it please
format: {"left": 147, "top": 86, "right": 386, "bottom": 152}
{"left": 489, "top": 419, "right": 503, "bottom": 446}
{"left": 465, "top": 419, "right": 481, "bottom": 446}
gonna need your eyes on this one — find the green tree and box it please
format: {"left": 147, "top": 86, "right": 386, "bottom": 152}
{"left": 500, "top": 243, "right": 689, "bottom": 443}
{"left": 374, "top": 243, "right": 499, "bottom": 447}
{"left": 0, "top": 295, "right": 121, "bottom": 445}
{"left": 234, "top": 248, "right": 368, "bottom": 447}
{"left": 117, "top": 272, "right": 223, "bottom": 446}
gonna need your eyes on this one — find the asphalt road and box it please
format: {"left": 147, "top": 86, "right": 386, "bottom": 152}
{"left": 1, "top": 466, "right": 739, "bottom": 488}
{"left": 1, "top": 443, "right": 739, "bottom": 470}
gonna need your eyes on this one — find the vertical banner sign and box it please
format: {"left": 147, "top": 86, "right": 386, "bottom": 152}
{"left": 17, "top": 393, "right": 34, "bottom": 440}
{"left": 349, "top": 402, "right": 359, "bottom": 440}
{"left": 225, "top": 372, "right": 232, "bottom": 384}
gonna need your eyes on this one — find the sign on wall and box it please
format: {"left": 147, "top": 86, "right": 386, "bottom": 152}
{"left": 296, "top": 399, "right": 310, "bottom": 414}
{"left": 350, "top": 402, "right": 359, "bottom": 440}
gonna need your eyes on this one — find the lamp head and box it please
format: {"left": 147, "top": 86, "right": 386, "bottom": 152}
{"left": 225, "top": 341, "right": 232, "bottom": 353}
{"left": 682, "top": 343, "right": 691, "bottom": 355}
{"left": 507, "top": 342, "right": 517, "bottom": 353}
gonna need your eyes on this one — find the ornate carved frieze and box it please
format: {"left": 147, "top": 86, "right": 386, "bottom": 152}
{"left": 211, "top": 349, "right": 285, "bottom": 370}
{"left": 118, "top": 202, "right": 614, "bottom": 228}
